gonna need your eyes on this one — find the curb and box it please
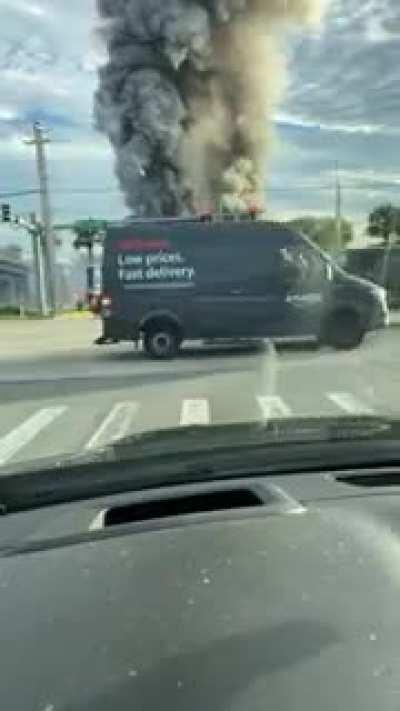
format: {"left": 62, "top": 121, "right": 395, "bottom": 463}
{"left": 389, "top": 312, "right": 400, "bottom": 327}
{"left": 55, "top": 313, "right": 95, "bottom": 321}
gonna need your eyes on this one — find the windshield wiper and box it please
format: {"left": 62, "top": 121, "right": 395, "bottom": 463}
{"left": 0, "top": 416, "right": 399, "bottom": 514}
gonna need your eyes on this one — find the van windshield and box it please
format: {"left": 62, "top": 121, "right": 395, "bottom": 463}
{"left": 295, "top": 230, "right": 335, "bottom": 265}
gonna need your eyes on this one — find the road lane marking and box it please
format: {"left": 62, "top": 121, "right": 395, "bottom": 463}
{"left": 89, "top": 510, "right": 106, "bottom": 531}
{"left": 0, "top": 407, "right": 67, "bottom": 466}
{"left": 86, "top": 402, "right": 140, "bottom": 451}
{"left": 257, "top": 396, "right": 292, "bottom": 420}
{"left": 327, "top": 392, "right": 374, "bottom": 415}
{"left": 180, "top": 399, "right": 210, "bottom": 426}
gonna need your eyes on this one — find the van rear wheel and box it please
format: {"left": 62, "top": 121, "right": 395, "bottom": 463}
{"left": 325, "top": 310, "right": 364, "bottom": 350}
{"left": 143, "top": 324, "right": 180, "bottom": 359}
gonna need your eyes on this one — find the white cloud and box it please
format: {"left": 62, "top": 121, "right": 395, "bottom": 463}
{"left": 334, "top": 168, "right": 400, "bottom": 188}
{"left": 0, "top": 0, "right": 48, "bottom": 18}
{"left": 0, "top": 106, "right": 18, "bottom": 121}
{"left": 275, "top": 112, "right": 399, "bottom": 137}
{"left": 285, "top": 0, "right": 400, "bottom": 132}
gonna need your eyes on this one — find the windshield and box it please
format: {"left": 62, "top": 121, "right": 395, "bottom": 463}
{"left": 0, "top": 0, "right": 399, "bottom": 474}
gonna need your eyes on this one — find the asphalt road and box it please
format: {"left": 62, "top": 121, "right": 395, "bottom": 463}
{"left": 0, "top": 317, "right": 399, "bottom": 468}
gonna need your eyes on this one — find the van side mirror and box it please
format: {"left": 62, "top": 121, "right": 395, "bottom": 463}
{"left": 280, "top": 260, "right": 301, "bottom": 287}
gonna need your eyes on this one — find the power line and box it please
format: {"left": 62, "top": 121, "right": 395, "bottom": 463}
{"left": 53, "top": 185, "right": 400, "bottom": 194}
{"left": 0, "top": 189, "right": 39, "bottom": 198}
{"left": 1, "top": 184, "right": 399, "bottom": 202}
{"left": 52, "top": 188, "right": 120, "bottom": 195}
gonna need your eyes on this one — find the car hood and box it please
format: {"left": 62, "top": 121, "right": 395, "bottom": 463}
{"left": 1, "top": 475, "right": 400, "bottom": 710}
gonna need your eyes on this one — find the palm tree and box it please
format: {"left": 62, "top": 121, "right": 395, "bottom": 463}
{"left": 367, "top": 204, "right": 400, "bottom": 244}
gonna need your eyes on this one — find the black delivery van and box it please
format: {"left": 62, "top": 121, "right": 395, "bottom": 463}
{"left": 98, "top": 218, "right": 388, "bottom": 358}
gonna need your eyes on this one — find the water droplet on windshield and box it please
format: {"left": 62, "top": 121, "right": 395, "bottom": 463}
{"left": 373, "top": 665, "right": 387, "bottom": 678}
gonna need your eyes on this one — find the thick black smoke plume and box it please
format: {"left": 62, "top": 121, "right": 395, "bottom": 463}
{"left": 94, "top": 0, "right": 323, "bottom": 216}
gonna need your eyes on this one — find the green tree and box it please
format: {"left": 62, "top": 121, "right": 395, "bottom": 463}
{"left": 367, "top": 203, "right": 400, "bottom": 244}
{"left": 288, "top": 216, "right": 353, "bottom": 251}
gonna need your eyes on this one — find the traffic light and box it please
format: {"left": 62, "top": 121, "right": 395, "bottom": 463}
{"left": 1, "top": 203, "right": 11, "bottom": 223}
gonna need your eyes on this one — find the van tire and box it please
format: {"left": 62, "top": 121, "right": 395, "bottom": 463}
{"left": 143, "top": 322, "right": 180, "bottom": 359}
{"left": 325, "top": 309, "right": 364, "bottom": 350}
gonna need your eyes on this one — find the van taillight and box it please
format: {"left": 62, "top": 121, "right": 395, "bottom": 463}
{"left": 101, "top": 294, "right": 112, "bottom": 308}
{"left": 89, "top": 294, "right": 101, "bottom": 315}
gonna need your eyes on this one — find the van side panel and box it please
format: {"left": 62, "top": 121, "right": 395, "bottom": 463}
{"left": 102, "top": 222, "right": 295, "bottom": 341}
{"left": 103, "top": 223, "right": 200, "bottom": 339}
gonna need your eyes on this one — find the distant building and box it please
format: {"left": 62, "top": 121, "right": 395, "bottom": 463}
{"left": 0, "top": 247, "right": 30, "bottom": 309}
{"left": 0, "top": 243, "right": 95, "bottom": 311}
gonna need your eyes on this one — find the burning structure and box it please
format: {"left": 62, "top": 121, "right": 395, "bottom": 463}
{"left": 94, "top": 0, "right": 323, "bottom": 216}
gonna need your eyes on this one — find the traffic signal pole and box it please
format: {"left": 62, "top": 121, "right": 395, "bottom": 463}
{"left": 17, "top": 216, "right": 48, "bottom": 316}
{"left": 334, "top": 161, "right": 342, "bottom": 254}
{"left": 1, "top": 204, "right": 48, "bottom": 316}
{"left": 32, "top": 231, "right": 47, "bottom": 316}
{"left": 29, "top": 214, "right": 47, "bottom": 316}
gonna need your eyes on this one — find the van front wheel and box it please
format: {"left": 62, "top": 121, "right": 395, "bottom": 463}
{"left": 325, "top": 310, "right": 364, "bottom": 350}
{"left": 143, "top": 324, "right": 180, "bottom": 359}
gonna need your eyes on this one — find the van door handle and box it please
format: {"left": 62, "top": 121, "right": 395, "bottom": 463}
{"left": 286, "top": 294, "right": 301, "bottom": 304}
{"left": 230, "top": 288, "right": 244, "bottom": 295}
{"left": 286, "top": 293, "right": 322, "bottom": 305}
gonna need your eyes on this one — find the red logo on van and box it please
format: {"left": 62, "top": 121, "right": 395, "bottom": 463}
{"left": 114, "top": 238, "right": 170, "bottom": 251}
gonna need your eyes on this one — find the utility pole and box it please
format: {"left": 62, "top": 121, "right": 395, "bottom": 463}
{"left": 24, "top": 122, "right": 56, "bottom": 313}
{"left": 334, "top": 161, "right": 342, "bottom": 254}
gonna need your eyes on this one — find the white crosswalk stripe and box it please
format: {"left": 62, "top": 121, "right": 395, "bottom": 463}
{"left": 85, "top": 402, "right": 140, "bottom": 451}
{"left": 0, "top": 407, "right": 67, "bottom": 466}
{"left": 257, "top": 396, "right": 292, "bottom": 420}
{"left": 180, "top": 399, "right": 210, "bottom": 426}
{"left": 327, "top": 391, "right": 374, "bottom": 415}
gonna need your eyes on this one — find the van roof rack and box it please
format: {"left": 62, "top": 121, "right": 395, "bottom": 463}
{"left": 113, "top": 215, "right": 296, "bottom": 234}
{"left": 122, "top": 216, "right": 203, "bottom": 224}
{"left": 121, "top": 211, "right": 266, "bottom": 225}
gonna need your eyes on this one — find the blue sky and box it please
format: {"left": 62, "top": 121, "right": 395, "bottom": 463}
{"left": 0, "top": 0, "right": 399, "bottom": 251}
